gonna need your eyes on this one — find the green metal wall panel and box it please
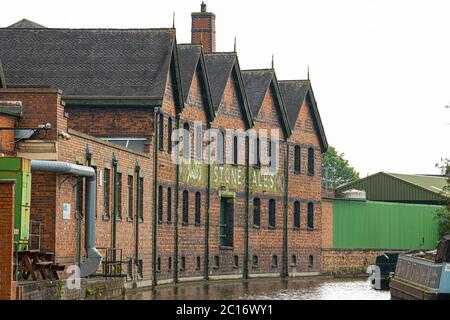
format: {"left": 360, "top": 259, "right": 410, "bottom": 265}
{"left": 333, "top": 200, "right": 441, "bottom": 250}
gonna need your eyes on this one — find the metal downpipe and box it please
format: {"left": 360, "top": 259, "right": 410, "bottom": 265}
{"left": 30, "top": 160, "right": 103, "bottom": 277}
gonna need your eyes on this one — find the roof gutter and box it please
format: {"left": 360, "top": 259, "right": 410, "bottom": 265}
{"left": 30, "top": 160, "right": 102, "bottom": 277}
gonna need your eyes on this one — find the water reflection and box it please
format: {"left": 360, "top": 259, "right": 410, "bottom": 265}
{"left": 126, "top": 277, "right": 391, "bottom": 300}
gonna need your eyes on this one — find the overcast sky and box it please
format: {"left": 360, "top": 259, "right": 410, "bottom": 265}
{"left": 2, "top": 0, "right": 449, "bottom": 176}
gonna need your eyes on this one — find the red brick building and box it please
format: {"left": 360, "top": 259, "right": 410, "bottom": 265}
{"left": 0, "top": 3, "right": 328, "bottom": 292}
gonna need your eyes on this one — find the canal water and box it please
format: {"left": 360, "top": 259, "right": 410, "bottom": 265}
{"left": 125, "top": 277, "right": 391, "bottom": 300}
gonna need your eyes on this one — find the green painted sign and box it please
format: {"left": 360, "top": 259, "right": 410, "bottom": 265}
{"left": 179, "top": 162, "right": 285, "bottom": 194}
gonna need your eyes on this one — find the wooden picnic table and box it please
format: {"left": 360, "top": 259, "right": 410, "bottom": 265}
{"left": 16, "top": 250, "right": 64, "bottom": 281}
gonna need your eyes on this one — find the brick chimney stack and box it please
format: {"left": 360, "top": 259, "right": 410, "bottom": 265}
{"left": 192, "top": 2, "right": 216, "bottom": 53}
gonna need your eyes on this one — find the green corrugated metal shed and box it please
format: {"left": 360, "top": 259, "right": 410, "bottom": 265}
{"left": 336, "top": 172, "right": 448, "bottom": 204}
{"left": 333, "top": 199, "right": 440, "bottom": 250}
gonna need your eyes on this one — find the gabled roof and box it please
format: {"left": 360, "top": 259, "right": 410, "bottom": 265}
{"left": 336, "top": 172, "right": 449, "bottom": 204}
{"left": 278, "top": 80, "right": 309, "bottom": 128}
{"left": 177, "top": 44, "right": 215, "bottom": 121}
{"left": 0, "top": 25, "right": 183, "bottom": 107}
{"left": 0, "top": 59, "right": 5, "bottom": 88}
{"left": 7, "top": 19, "right": 46, "bottom": 29}
{"left": 204, "top": 52, "right": 253, "bottom": 128}
{"left": 279, "top": 80, "right": 328, "bottom": 152}
{"left": 242, "top": 69, "right": 291, "bottom": 137}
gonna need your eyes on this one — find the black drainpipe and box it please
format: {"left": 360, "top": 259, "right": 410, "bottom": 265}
{"left": 204, "top": 123, "right": 211, "bottom": 280}
{"left": 282, "top": 142, "right": 289, "bottom": 278}
{"left": 152, "top": 109, "right": 160, "bottom": 286}
{"left": 244, "top": 136, "right": 250, "bottom": 279}
{"left": 112, "top": 154, "right": 118, "bottom": 262}
{"left": 174, "top": 114, "right": 180, "bottom": 283}
{"left": 135, "top": 161, "right": 141, "bottom": 265}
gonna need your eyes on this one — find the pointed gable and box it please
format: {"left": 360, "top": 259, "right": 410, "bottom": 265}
{"left": 177, "top": 44, "right": 214, "bottom": 121}
{"left": 279, "top": 80, "right": 328, "bottom": 152}
{"left": 204, "top": 52, "right": 253, "bottom": 128}
{"left": 0, "top": 26, "right": 181, "bottom": 107}
{"left": 242, "top": 69, "right": 291, "bottom": 137}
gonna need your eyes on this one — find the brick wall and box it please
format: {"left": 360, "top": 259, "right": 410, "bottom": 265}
{"left": 249, "top": 83, "right": 286, "bottom": 276}
{"left": 0, "top": 89, "right": 63, "bottom": 141}
{"left": 0, "top": 182, "right": 16, "bottom": 300}
{"left": 287, "top": 97, "right": 323, "bottom": 274}
{"left": 321, "top": 249, "right": 384, "bottom": 275}
{"left": 321, "top": 200, "right": 333, "bottom": 249}
{"left": 209, "top": 68, "right": 248, "bottom": 278}
{"left": 177, "top": 68, "right": 209, "bottom": 280}
{"left": 0, "top": 115, "right": 16, "bottom": 155}
{"left": 67, "top": 106, "right": 153, "bottom": 153}
{"left": 56, "top": 130, "right": 153, "bottom": 281}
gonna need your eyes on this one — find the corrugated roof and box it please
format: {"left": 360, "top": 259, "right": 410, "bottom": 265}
{"left": 0, "top": 102, "right": 22, "bottom": 118}
{"left": 0, "top": 24, "right": 177, "bottom": 101}
{"left": 336, "top": 172, "right": 449, "bottom": 204}
{"left": 387, "top": 173, "right": 448, "bottom": 196}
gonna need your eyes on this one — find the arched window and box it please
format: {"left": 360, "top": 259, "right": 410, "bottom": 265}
{"left": 196, "top": 256, "right": 201, "bottom": 270}
{"left": 294, "top": 145, "right": 301, "bottom": 173}
{"left": 268, "top": 199, "right": 276, "bottom": 228}
{"left": 195, "top": 192, "right": 201, "bottom": 225}
{"left": 308, "top": 147, "right": 315, "bottom": 175}
{"left": 307, "top": 202, "right": 314, "bottom": 230}
{"left": 168, "top": 117, "right": 173, "bottom": 153}
{"left": 158, "top": 185, "right": 163, "bottom": 223}
{"left": 253, "top": 198, "right": 261, "bottom": 228}
{"left": 308, "top": 255, "right": 314, "bottom": 269}
{"left": 167, "top": 187, "right": 172, "bottom": 223}
{"left": 183, "top": 122, "right": 190, "bottom": 159}
{"left": 272, "top": 255, "right": 278, "bottom": 268}
{"left": 252, "top": 255, "right": 259, "bottom": 268}
{"left": 159, "top": 113, "right": 164, "bottom": 151}
{"left": 233, "top": 135, "right": 239, "bottom": 165}
{"left": 182, "top": 190, "right": 189, "bottom": 224}
{"left": 255, "top": 137, "right": 261, "bottom": 167}
{"left": 293, "top": 201, "right": 301, "bottom": 229}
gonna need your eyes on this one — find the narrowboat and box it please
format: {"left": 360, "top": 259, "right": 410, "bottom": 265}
{"left": 390, "top": 236, "right": 450, "bottom": 300}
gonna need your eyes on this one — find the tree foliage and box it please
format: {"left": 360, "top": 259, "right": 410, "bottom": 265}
{"left": 322, "top": 146, "right": 360, "bottom": 189}
{"left": 435, "top": 158, "right": 450, "bottom": 237}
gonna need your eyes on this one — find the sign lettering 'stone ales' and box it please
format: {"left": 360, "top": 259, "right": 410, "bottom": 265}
{"left": 180, "top": 163, "right": 285, "bottom": 194}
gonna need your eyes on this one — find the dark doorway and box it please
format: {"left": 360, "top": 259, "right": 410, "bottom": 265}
{"left": 220, "top": 197, "right": 234, "bottom": 248}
